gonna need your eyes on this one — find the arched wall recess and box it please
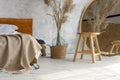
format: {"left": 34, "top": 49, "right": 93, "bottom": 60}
{"left": 80, "top": 0, "right": 120, "bottom": 53}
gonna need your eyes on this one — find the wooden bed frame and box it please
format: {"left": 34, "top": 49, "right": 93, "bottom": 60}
{"left": 0, "top": 18, "right": 32, "bottom": 35}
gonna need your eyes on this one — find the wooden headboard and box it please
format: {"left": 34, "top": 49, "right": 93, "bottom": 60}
{"left": 0, "top": 18, "right": 32, "bottom": 35}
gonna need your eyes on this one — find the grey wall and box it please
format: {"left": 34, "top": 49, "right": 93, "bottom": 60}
{"left": 0, "top": 0, "right": 92, "bottom": 54}
{"left": 1, "top": 0, "right": 119, "bottom": 54}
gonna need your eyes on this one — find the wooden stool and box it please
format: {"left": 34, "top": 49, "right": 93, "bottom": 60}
{"left": 109, "top": 40, "right": 120, "bottom": 56}
{"left": 73, "top": 32, "right": 102, "bottom": 63}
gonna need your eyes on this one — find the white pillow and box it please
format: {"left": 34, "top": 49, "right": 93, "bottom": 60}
{"left": 0, "top": 24, "right": 18, "bottom": 30}
{"left": 0, "top": 27, "right": 14, "bottom": 34}
{"left": 0, "top": 24, "right": 18, "bottom": 34}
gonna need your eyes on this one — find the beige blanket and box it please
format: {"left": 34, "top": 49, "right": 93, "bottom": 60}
{"left": 0, "top": 34, "right": 42, "bottom": 73}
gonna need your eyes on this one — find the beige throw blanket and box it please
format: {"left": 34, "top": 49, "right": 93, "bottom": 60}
{"left": 0, "top": 34, "right": 42, "bottom": 73}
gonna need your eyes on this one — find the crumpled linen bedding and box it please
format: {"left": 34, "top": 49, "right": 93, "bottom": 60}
{"left": 0, "top": 33, "right": 42, "bottom": 73}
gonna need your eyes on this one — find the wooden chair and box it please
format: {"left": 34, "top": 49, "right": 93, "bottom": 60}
{"left": 107, "top": 40, "right": 120, "bottom": 56}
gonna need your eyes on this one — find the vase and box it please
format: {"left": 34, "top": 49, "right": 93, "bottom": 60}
{"left": 52, "top": 36, "right": 66, "bottom": 46}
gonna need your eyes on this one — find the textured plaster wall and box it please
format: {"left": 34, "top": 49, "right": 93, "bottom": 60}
{"left": 0, "top": 0, "right": 91, "bottom": 54}
{"left": 1, "top": 0, "right": 119, "bottom": 54}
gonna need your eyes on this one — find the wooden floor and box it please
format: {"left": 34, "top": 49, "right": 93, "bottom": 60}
{"left": 1, "top": 54, "right": 120, "bottom": 80}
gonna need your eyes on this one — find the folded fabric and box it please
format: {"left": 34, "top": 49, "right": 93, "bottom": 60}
{"left": 36, "top": 39, "right": 46, "bottom": 56}
{"left": 36, "top": 39, "right": 45, "bottom": 44}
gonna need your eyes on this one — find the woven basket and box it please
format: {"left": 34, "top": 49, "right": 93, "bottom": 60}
{"left": 50, "top": 45, "right": 67, "bottom": 59}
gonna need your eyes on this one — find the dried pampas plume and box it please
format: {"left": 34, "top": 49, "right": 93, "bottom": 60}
{"left": 63, "top": 0, "right": 75, "bottom": 13}
{"left": 86, "top": 0, "right": 120, "bottom": 32}
{"left": 44, "top": 0, "right": 75, "bottom": 45}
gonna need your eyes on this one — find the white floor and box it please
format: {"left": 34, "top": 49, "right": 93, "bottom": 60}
{"left": 1, "top": 54, "right": 120, "bottom": 80}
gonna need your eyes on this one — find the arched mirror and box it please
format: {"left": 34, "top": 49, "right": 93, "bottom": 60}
{"left": 81, "top": 0, "right": 120, "bottom": 53}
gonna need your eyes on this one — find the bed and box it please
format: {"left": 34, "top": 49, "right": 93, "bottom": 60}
{"left": 0, "top": 18, "right": 42, "bottom": 73}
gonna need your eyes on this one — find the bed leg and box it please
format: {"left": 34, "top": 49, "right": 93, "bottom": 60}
{"left": 30, "top": 58, "right": 40, "bottom": 69}
{"left": 33, "top": 64, "right": 40, "bottom": 69}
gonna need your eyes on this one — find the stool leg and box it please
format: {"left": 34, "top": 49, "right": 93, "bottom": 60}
{"left": 73, "top": 35, "right": 81, "bottom": 62}
{"left": 94, "top": 37, "right": 102, "bottom": 61}
{"left": 81, "top": 37, "right": 87, "bottom": 59}
{"left": 118, "top": 46, "right": 120, "bottom": 55}
{"left": 90, "top": 36, "right": 95, "bottom": 63}
{"left": 109, "top": 44, "right": 115, "bottom": 55}
{"left": 116, "top": 45, "right": 119, "bottom": 55}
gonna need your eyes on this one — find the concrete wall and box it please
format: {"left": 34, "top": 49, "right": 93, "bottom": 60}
{"left": 0, "top": 0, "right": 91, "bottom": 54}
{"left": 0, "top": 0, "right": 119, "bottom": 54}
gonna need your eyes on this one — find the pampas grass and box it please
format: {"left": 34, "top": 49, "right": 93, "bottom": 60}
{"left": 86, "top": 0, "right": 120, "bottom": 32}
{"left": 44, "top": 0, "right": 75, "bottom": 45}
